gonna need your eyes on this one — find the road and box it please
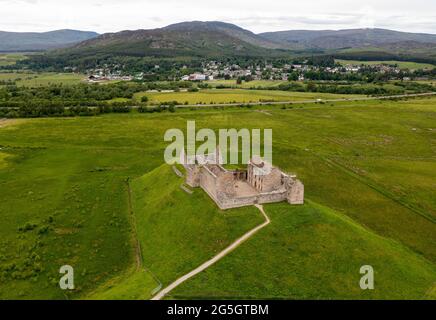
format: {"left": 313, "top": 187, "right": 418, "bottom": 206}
{"left": 151, "top": 204, "right": 270, "bottom": 300}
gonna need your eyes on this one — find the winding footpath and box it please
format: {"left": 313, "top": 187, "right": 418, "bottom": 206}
{"left": 151, "top": 204, "right": 270, "bottom": 300}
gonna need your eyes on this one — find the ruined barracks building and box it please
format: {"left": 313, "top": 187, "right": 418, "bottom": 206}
{"left": 181, "top": 149, "right": 304, "bottom": 210}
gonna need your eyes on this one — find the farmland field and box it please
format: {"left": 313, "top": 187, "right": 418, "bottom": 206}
{"left": 336, "top": 59, "right": 435, "bottom": 70}
{"left": 0, "top": 96, "right": 435, "bottom": 299}
{"left": 206, "top": 79, "right": 290, "bottom": 88}
{"left": 135, "top": 89, "right": 363, "bottom": 105}
{"left": 0, "top": 72, "right": 85, "bottom": 86}
{"left": 0, "top": 53, "right": 27, "bottom": 66}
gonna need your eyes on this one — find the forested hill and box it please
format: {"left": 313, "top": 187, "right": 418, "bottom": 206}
{"left": 58, "top": 21, "right": 285, "bottom": 59}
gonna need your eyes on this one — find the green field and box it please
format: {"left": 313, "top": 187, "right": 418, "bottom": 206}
{"left": 206, "top": 79, "right": 290, "bottom": 88}
{"left": 0, "top": 53, "right": 27, "bottom": 66}
{"left": 0, "top": 96, "right": 435, "bottom": 299}
{"left": 136, "top": 89, "right": 363, "bottom": 105}
{"left": 336, "top": 59, "right": 435, "bottom": 70}
{"left": 0, "top": 72, "right": 85, "bottom": 86}
{"left": 412, "top": 80, "right": 436, "bottom": 86}
{"left": 172, "top": 201, "right": 436, "bottom": 299}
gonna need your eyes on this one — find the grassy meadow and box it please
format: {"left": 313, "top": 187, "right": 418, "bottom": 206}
{"left": 0, "top": 96, "right": 435, "bottom": 299}
{"left": 336, "top": 59, "right": 435, "bottom": 70}
{"left": 0, "top": 72, "right": 85, "bottom": 86}
{"left": 135, "top": 89, "right": 363, "bottom": 105}
{"left": 0, "top": 53, "right": 27, "bottom": 66}
{"left": 206, "top": 79, "right": 290, "bottom": 88}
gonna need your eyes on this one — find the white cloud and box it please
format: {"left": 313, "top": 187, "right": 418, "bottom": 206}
{"left": 0, "top": 0, "right": 435, "bottom": 34}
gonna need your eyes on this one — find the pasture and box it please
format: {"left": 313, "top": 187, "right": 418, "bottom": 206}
{"left": 0, "top": 96, "right": 435, "bottom": 299}
{"left": 0, "top": 53, "right": 27, "bottom": 66}
{"left": 0, "top": 72, "right": 85, "bottom": 86}
{"left": 336, "top": 59, "right": 435, "bottom": 70}
{"left": 135, "top": 89, "right": 363, "bottom": 105}
{"left": 206, "top": 79, "right": 290, "bottom": 88}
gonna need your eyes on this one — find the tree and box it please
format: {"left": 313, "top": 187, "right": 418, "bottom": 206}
{"left": 141, "top": 96, "right": 149, "bottom": 103}
{"left": 307, "top": 82, "right": 317, "bottom": 92}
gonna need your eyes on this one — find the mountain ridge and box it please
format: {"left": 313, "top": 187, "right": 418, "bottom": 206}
{"left": 67, "top": 22, "right": 436, "bottom": 57}
{"left": 258, "top": 27, "right": 436, "bottom": 49}
{"left": 0, "top": 29, "right": 99, "bottom": 52}
{"left": 5, "top": 22, "right": 436, "bottom": 66}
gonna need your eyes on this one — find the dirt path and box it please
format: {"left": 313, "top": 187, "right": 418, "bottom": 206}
{"left": 151, "top": 204, "right": 270, "bottom": 300}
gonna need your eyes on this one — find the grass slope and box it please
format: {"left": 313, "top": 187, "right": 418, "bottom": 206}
{"left": 131, "top": 164, "right": 264, "bottom": 287}
{"left": 171, "top": 201, "right": 436, "bottom": 299}
{"left": 85, "top": 268, "right": 158, "bottom": 300}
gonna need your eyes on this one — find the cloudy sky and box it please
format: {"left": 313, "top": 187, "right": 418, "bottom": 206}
{"left": 1, "top": 0, "right": 435, "bottom": 34}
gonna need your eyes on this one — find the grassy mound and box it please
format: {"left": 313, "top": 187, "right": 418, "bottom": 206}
{"left": 88, "top": 163, "right": 264, "bottom": 299}
{"left": 171, "top": 201, "right": 436, "bottom": 299}
{"left": 130, "top": 164, "right": 264, "bottom": 287}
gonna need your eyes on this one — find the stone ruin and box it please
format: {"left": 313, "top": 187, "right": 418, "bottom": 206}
{"left": 181, "top": 148, "right": 304, "bottom": 210}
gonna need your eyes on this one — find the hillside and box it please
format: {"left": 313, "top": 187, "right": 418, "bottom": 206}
{"left": 0, "top": 29, "right": 99, "bottom": 52}
{"left": 87, "top": 164, "right": 265, "bottom": 299}
{"left": 36, "top": 24, "right": 436, "bottom": 67}
{"left": 61, "top": 22, "right": 284, "bottom": 59}
{"left": 130, "top": 164, "right": 263, "bottom": 288}
{"left": 164, "top": 21, "right": 283, "bottom": 49}
{"left": 259, "top": 28, "right": 436, "bottom": 50}
{"left": 172, "top": 201, "right": 436, "bottom": 299}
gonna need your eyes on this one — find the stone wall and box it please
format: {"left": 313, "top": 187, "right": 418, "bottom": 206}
{"left": 216, "top": 171, "right": 238, "bottom": 198}
{"left": 261, "top": 168, "right": 284, "bottom": 192}
{"left": 185, "top": 165, "right": 201, "bottom": 188}
{"left": 215, "top": 190, "right": 288, "bottom": 210}
{"left": 287, "top": 180, "right": 304, "bottom": 205}
{"left": 200, "top": 166, "right": 219, "bottom": 202}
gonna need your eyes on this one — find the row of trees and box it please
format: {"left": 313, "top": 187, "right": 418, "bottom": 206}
{"left": 215, "top": 81, "right": 434, "bottom": 96}
{"left": 0, "top": 81, "right": 193, "bottom": 102}
{"left": 0, "top": 104, "right": 134, "bottom": 118}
